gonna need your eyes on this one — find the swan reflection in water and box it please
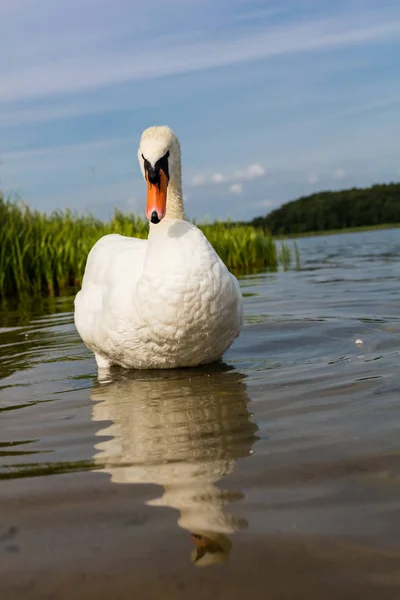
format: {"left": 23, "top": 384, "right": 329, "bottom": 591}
{"left": 91, "top": 365, "right": 258, "bottom": 567}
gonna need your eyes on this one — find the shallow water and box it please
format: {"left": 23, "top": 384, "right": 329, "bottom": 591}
{"left": 1, "top": 228, "right": 400, "bottom": 599}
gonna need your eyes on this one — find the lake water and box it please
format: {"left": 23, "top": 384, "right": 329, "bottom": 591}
{"left": 1, "top": 228, "right": 400, "bottom": 599}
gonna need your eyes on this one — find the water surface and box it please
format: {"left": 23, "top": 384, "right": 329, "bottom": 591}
{"left": 1, "top": 229, "right": 400, "bottom": 599}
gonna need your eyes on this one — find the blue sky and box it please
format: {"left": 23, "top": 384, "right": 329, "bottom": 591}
{"left": 1, "top": 0, "right": 400, "bottom": 221}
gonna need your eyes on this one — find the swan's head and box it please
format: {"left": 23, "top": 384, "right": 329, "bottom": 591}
{"left": 138, "top": 126, "right": 181, "bottom": 224}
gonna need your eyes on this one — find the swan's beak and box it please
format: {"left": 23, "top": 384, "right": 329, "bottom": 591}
{"left": 146, "top": 169, "right": 168, "bottom": 224}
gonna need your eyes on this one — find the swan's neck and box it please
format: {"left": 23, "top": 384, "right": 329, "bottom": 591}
{"left": 166, "top": 164, "right": 184, "bottom": 220}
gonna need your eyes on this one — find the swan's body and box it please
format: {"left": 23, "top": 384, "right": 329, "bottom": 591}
{"left": 74, "top": 126, "right": 243, "bottom": 370}
{"left": 74, "top": 218, "right": 242, "bottom": 369}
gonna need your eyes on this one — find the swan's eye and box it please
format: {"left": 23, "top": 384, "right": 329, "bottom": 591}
{"left": 155, "top": 151, "right": 170, "bottom": 180}
{"left": 142, "top": 150, "right": 170, "bottom": 184}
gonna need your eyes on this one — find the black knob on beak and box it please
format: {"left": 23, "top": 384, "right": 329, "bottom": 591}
{"left": 151, "top": 211, "right": 160, "bottom": 224}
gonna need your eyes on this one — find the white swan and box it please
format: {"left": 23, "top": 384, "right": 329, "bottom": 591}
{"left": 74, "top": 126, "right": 243, "bottom": 370}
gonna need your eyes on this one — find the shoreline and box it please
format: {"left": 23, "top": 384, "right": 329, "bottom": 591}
{"left": 276, "top": 222, "right": 400, "bottom": 240}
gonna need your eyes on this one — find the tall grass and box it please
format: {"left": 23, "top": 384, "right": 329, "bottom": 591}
{"left": 201, "top": 221, "right": 277, "bottom": 273}
{"left": 293, "top": 240, "right": 301, "bottom": 270}
{"left": 0, "top": 195, "right": 293, "bottom": 299}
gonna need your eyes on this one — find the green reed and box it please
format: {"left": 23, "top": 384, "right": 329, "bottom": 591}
{"left": 293, "top": 240, "right": 301, "bottom": 270}
{"left": 0, "top": 195, "right": 293, "bottom": 298}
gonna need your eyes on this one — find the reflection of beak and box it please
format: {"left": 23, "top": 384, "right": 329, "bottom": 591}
{"left": 146, "top": 169, "right": 168, "bottom": 224}
{"left": 190, "top": 532, "right": 232, "bottom": 567}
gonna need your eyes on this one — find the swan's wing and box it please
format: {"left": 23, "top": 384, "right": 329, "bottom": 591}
{"left": 81, "top": 234, "right": 146, "bottom": 287}
{"left": 74, "top": 234, "right": 147, "bottom": 344}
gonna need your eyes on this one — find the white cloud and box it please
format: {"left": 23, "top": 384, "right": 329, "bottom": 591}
{"left": 3, "top": 138, "right": 126, "bottom": 161}
{"left": 1, "top": 5, "right": 400, "bottom": 102}
{"left": 229, "top": 183, "right": 243, "bottom": 194}
{"left": 191, "top": 174, "right": 205, "bottom": 186}
{"left": 333, "top": 168, "right": 347, "bottom": 179}
{"left": 234, "top": 163, "right": 265, "bottom": 180}
{"left": 253, "top": 200, "right": 274, "bottom": 209}
{"left": 308, "top": 174, "right": 319, "bottom": 183}
{"left": 211, "top": 173, "right": 225, "bottom": 184}
{"left": 2, "top": 137, "right": 133, "bottom": 176}
{"left": 189, "top": 163, "right": 266, "bottom": 188}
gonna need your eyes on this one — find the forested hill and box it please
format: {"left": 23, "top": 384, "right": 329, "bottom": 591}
{"left": 251, "top": 183, "right": 400, "bottom": 235}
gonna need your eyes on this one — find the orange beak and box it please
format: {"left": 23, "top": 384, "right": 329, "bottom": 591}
{"left": 145, "top": 169, "right": 168, "bottom": 223}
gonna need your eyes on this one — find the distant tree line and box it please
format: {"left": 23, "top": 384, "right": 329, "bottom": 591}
{"left": 250, "top": 183, "right": 400, "bottom": 234}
